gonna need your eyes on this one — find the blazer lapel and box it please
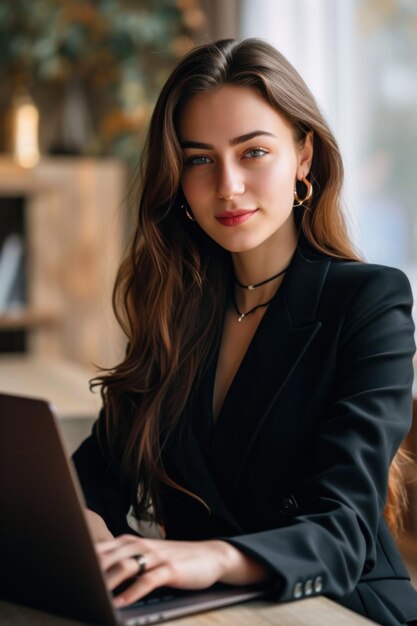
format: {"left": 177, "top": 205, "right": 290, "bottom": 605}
{"left": 208, "top": 238, "right": 331, "bottom": 503}
{"left": 164, "top": 397, "right": 244, "bottom": 533}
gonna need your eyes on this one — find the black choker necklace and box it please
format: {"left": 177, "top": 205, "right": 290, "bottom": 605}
{"left": 234, "top": 264, "right": 289, "bottom": 290}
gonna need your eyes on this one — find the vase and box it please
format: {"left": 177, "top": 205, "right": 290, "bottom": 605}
{"left": 49, "top": 76, "right": 93, "bottom": 156}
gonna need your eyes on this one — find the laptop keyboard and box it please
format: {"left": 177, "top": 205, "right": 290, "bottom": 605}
{"left": 119, "top": 587, "right": 198, "bottom": 625}
{"left": 127, "top": 591, "right": 177, "bottom": 608}
{"left": 119, "top": 586, "right": 191, "bottom": 610}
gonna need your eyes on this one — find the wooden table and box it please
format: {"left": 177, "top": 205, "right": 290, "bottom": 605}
{"left": 0, "top": 355, "right": 99, "bottom": 453}
{"left": 0, "top": 597, "right": 378, "bottom": 626}
{"left": 0, "top": 355, "right": 100, "bottom": 419}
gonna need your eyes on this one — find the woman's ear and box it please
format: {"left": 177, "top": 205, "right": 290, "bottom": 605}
{"left": 297, "top": 130, "right": 314, "bottom": 178}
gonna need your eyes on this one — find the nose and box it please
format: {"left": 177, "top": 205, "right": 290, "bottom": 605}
{"left": 216, "top": 160, "right": 245, "bottom": 200}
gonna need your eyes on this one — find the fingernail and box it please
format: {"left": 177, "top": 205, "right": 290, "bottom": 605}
{"left": 114, "top": 596, "right": 125, "bottom": 607}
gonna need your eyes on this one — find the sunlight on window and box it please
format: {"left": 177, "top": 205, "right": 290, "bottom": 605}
{"left": 355, "top": 0, "right": 417, "bottom": 280}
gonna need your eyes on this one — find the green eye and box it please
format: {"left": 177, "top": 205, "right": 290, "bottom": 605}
{"left": 186, "top": 156, "right": 211, "bottom": 166}
{"left": 245, "top": 148, "right": 267, "bottom": 158}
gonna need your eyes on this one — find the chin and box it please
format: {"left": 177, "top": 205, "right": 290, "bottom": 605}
{"left": 217, "top": 237, "right": 266, "bottom": 254}
{"left": 201, "top": 222, "right": 278, "bottom": 253}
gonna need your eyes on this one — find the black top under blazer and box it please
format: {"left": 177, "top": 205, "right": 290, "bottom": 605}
{"left": 73, "top": 236, "right": 417, "bottom": 626}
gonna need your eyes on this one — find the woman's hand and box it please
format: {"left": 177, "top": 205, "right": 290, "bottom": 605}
{"left": 85, "top": 509, "right": 114, "bottom": 542}
{"left": 96, "top": 534, "right": 271, "bottom": 607}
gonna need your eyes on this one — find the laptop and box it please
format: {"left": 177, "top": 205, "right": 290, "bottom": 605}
{"left": 0, "top": 393, "right": 267, "bottom": 625}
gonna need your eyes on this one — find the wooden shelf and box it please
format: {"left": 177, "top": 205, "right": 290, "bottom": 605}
{"left": 0, "top": 157, "right": 126, "bottom": 367}
{"left": 0, "top": 309, "right": 60, "bottom": 330}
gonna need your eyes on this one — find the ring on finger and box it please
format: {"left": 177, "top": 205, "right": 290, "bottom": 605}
{"left": 133, "top": 553, "right": 147, "bottom": 575}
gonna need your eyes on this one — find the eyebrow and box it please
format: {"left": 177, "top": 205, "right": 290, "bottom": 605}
{"left": 180, "top": 130, "right": 277, "bottom": 150}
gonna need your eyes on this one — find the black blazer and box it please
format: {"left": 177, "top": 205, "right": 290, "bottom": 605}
{"left": 73, "top": 237, "right": 417, "bottom": 626}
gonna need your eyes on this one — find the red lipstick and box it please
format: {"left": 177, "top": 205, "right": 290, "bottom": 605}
{"left": 215, "top": 209, "right": 258, "bottom": 227}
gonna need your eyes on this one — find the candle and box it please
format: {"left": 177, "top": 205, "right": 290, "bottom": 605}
{"left": 12, "top": 93, "right": 41, "bottom": 168}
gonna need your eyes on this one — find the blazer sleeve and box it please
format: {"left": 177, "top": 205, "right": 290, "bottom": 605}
{"left": 224, "top": 266, "right": 416, "bottom": 601}
{"left": 72, "top": 408, "right": 136, "bottom": 537}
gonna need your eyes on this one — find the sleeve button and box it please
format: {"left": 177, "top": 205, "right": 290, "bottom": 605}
{"left": 314, "top": 576, "right": 323, "bottom": 593}
{"left": 293, "top": 581, "right": 303, "bottom": 599}
{"left": 304, "top": 579, "right": 313, "bottom": 596}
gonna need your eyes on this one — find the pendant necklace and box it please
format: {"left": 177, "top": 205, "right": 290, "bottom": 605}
{"left": 232, "top": 291, "right": 276, "bottom": 322}
{"left": 232, "top": 264, "right": 289, "bottom": 322}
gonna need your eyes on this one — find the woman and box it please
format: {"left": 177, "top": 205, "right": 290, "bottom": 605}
{"left": 73, "top": 38, "right": 417, "bottom": 625}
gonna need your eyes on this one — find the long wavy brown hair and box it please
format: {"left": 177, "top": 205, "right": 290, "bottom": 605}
{"left": 92, "top": 38, "right": 410, "bottom": 536}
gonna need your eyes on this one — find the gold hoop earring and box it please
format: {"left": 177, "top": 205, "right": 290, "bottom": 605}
{"left": 294, "top": 176, "right": 313, "bottom": 206}
{"left": 181, "top": 203, "right": 196, "bottom": 222}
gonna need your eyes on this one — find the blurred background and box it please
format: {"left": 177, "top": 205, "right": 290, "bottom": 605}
{"left": 0, "top": 0, "right": 416, "bottom": 576}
